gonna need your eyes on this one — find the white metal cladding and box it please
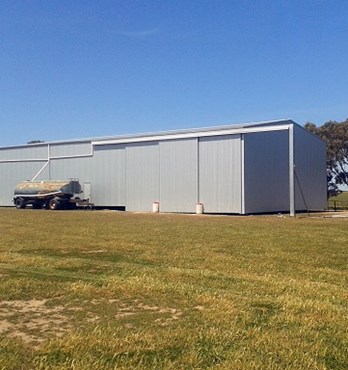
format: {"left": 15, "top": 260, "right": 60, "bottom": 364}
{"left": 49, "top": 157, "right": 92, "bottom": 184}
{"left": 49, "top": 142, "right": 92, "bottom": 158}
{"left": 92, "top": 121, "right": 292, "bottom": 146}
{"left": 125, "top": 142, "right": 159, "bottom": 212}
{"left": 92, "top": 145, "right": 126, "bottom": 206}
{"left": 159, "top": 139, "right": 198, "bottom": 212}
{"left": 199, "top": 135, "right": 242, "bottom": 213}
{"left": 0, "top": 120, "right": 328, "bottom": 214}
{"left": 293, "top": 126, "right": 327, "bottom": 210}
{"left": 0, "top": 162, "right": 50, "bottom": 206}
{"left": 0, "top": 145, "right": 48, "bottom": 161}
{"left": 244, "top": 130, "right": 290, "bottom": 213}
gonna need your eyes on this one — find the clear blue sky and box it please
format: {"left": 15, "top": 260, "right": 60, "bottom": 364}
{"left": 1, "top": 0, "right": 347, "bottom": 146}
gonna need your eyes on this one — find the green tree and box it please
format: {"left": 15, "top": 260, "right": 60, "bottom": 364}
{"left": 305, "top": 119, "right": 348, "bottom": 196}
{"left": 27, "top": 140, "right": 45, "bottom": 144}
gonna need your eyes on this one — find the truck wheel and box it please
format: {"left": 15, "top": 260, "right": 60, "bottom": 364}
{"left": 49, "top": 198, "right": 61, "bottom": 210}
{"left": 15, "top": 198, "right": 26, "bottom": 209}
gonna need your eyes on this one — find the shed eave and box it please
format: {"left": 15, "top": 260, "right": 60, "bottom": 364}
{"left": 92, "top": 122, "right": 292, "bottom": 146}
{"left": 0, "top": 119, "right": 295, "bottom": 150}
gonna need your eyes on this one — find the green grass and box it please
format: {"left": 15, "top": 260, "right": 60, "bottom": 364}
{"left": 0, "top": 209, "right": 347, "bottom": 369}
{"left": 334, "top": 191, "right": 348, "bottom": 201}
{"left": 328, "top": 191, "right": 348, "bottom": 210}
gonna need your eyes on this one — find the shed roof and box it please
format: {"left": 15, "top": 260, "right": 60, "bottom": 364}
{"left": 0, "top": 119, "right": 296, "bottom": 150}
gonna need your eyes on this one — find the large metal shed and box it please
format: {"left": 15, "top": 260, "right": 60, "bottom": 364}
{"left": 0, "top": 119, "right": 327, "bottom": 214}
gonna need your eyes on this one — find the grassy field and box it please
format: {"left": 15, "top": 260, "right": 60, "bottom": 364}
{"left": 0, "top": 209, "right": 347, "bottom": 369}
{"left": 328, "top": 191, "right": 348, "bottom": 210}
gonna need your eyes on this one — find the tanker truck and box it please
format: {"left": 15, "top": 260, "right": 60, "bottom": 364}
{"left": 13, "top": 179, "right": 88, "bottom": 210}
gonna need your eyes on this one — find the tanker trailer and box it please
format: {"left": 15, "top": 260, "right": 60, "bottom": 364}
{"left": 13, "top": 179, "right": 82, "bottom": 210}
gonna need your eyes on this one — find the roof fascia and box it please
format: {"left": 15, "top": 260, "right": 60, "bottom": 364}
{"left": 0, "top": 119, "right": 294, "bottom": 150}
{"left": 92, "top": 123, "right": 292, "bottom": 146}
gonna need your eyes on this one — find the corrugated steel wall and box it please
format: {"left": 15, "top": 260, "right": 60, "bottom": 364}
{"left": 244, "top": 130, "right": 290, "bottom": 213}
{"left": 0, "top": 162, "right": 49, "bottom": 206}
{"left": 0, "top": 145, "right": 47, "bottom": 161}
{"left": 50, "top": 157, "right": 92, "bottom": 183}
{"left": 294, "top": 126, "right": 327, "bottom": 210}
{"left": 92, "top": 145, "right": 126, "bottom": 206}
{"left": 49, "top": 142, "right": 92, "bottom": 157}
{"left": 0, "top": 123, "right": 327, "bottom": 213}
{"left": 199, "top": 135, "right": 242, "bottom": 213}
{"left": 48, "top": 139, "right": 94, "bottom": 202}
{"left": 0, "top": 145, "right": 49, "bottom": 206}
{"left": 159, "top": 139, "right": 198, "bottom": 212}
{"left": 126, "top": 142, "right": 159, "bottom": 212}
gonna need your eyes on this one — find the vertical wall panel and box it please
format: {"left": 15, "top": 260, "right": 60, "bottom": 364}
{"left": 244, "top": 130, "right": 290, "bottom": 213}
{"left": 0, "top": 123, "right": 327, "bottom": 213}
{"left": 0, "top": 145, "right": 48, "bottom": 161}
{"left": 126, "top": 142, "right": 159, "bottom": 212}
{"left": 50, "top": 157, "right": 92, "bottom": 180}
{"left": 49, "top": 157, "right": 92, "bottom": 198}
{"left": 0, "top": 162, "right": 49, "bottom": 206}
{"left": 199, "top": 135, "right": 242, "bottom": 213}
{"left": 49, "top": 142, "right": 92, "bottom": 157}
{"left": 92, "top": 145, "right": 125, "bottom": 206}
{"left": 159, "top": 139, "right": 198, "bottom": 212}
{"left": 294, "top": 126, "right": 327, "bottom": 210}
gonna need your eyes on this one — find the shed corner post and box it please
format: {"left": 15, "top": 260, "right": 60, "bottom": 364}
{"left": 241, "top": 133, "right": 245, "bottom": 215}
{"left": 48, "top": 144, "right": 51, "bottom": 180}
{"left": 289, "top": 124, "right": 295, "bottom": 217}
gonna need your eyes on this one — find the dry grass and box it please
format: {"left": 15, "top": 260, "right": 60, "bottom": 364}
{"left": 0, "top": 209, "right": 347, "bottom": 369}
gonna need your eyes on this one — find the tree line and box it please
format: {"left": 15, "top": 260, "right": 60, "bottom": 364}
{"left": 305, "top": 119, "right": 348, "bottom": 197}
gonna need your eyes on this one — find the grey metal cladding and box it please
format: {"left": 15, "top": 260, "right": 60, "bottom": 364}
{"left": 0, "top": 162, "right": 49, "bottom": 206}
{"left": 244, "top": 130, "right": 290, "bottom": 213}
{"left": 0, "top": 120, "right": 327, "bottom": 213}
{"left": 126, "top": 142, "right": 159, "bottom": 212}
{"left": 0, "top": 146, "right": 48, "bottom": 161}
{"left": 50, "top": 157, "right": 92, "bottom": 182}
{"left": 159, "top": 139, "right": 198, "bottom": 212}
{"left": 49, "top": 142, "right": 92, "bottom": 157}
{"left": 199, "top": 135, "right": 242, "bottom": 213}
{"left": 294, "top": 125, "right": 327, "bottom": 210}
{"left": 92, "top": 145, "right": 126, "bottom": 206}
